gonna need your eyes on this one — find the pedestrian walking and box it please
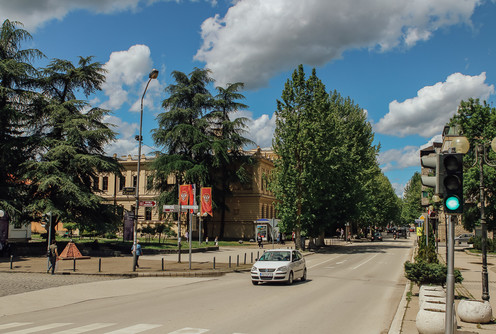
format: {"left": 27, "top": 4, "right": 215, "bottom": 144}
{"left": 131, "top": 241, "right": 143, "bottom": 268}
{"left": 47, "top": 240, "right": 59, "bottom": 274}
{"left": 214, "top": 236, "right": 218, "bottom": 246}
{"left": 257, "top": 234, "right": 263, "bottom": 248}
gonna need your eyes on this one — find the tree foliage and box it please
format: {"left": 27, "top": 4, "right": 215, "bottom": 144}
{"left": 0, "top": 18, "right": 123, "bottom": 235}
{"left": 401, "top": 172, "right": 423, "bottom": 226}
{"left": 271, "top": 65, "right": 397, "bottom": 248}
{"left": 152, "top": 68, "right": 253, "bottom": 238}
{"left": 451, "top": 98, "right": 496, "bottom": 232}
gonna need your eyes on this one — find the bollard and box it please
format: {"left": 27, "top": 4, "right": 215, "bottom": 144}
{"left": 257, "top": 251, "right": 259, "bottom": 260}
{"left": 237, "top": 254, "right": 239, "bottom": 267}
{"left": 73, "top": 258, "right": 76, "bottom": 272}
{"left": 229, "top": 256, "right": 231, "bottom": 268}
{"left": 244, "top": 253, "right": 246, "bottom": 265}
{"left": 10, "top": 255, "right": 13, "bottom": 269}
{"left": 98, "top": 258, "right": 102, "bottom": 272}
{"left": 213, "top": 257, "right": 216, "bottom": 270}
{"left": 251, "top": 252, "right": 253, "bottom": 263}
{"left": 162, "top": 258, "right": 165, "bottom": 271}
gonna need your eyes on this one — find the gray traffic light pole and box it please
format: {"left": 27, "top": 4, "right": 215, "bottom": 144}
{"left": 445, "top": 214, "right": 455, "bottom": 334}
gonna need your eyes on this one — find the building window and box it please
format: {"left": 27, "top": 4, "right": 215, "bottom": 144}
{"left": 102, "top": 176, "right": 108, "bottom": 191}
{"left": 93, "top": 176, "right": 99, "bottom": 191}
{"left": 133, "top": 175, "right": 137, "bottom": 188}
{"left": 147, "top": 175, "right": 153, "bottom": 191}
{"left": 119, "top": 176, "right": 125, "bottom": 191}
{"left": 145, "top": 207, "right": 152, "bottom": 220}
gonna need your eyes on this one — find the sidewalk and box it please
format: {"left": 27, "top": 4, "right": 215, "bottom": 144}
{"left": 397, "top": 244, "right": 496, "bottom": 334}
{"left": 0, "top": 245, "right": 267, "bottom": 277}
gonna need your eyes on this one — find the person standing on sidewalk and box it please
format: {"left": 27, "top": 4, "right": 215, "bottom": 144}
{"left": 47, "top": 240, "right": 59, "bottom": 274}
{"left": 131, "top": 241, "right": 142, "bottom": 268}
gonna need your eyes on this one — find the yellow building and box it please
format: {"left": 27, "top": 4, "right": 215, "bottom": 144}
{"left": 95, "top": 148, "right": 278, "bottom": 240}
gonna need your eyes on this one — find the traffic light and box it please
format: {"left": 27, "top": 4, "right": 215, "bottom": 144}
{"left": 440, "top": 153, "right": 464, "bottom": 213}
{"left": 421, "top": 153, "right": 442, "bottom": 194}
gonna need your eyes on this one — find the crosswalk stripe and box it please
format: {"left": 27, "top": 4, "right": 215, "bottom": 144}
{"left": 4, "top": 323, "right": 72, "bottom": 334}
{"left": 104, "top": 324, "right": 162, "bottom": 333}
{"left": 168, "top": 328, "right": 209, "bottom": 334}
{"left": 52, "top": 323, "right": 117, "bottom": 333}
{"left": 0, "top": 323, "right": 32, "bottom": 330}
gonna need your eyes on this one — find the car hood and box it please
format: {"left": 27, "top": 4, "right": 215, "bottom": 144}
{"left": 253, "top": 261, "right": 291, "bottom": 269}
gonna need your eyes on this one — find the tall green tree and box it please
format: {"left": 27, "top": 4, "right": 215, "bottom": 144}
{"left": 271, "top": 65, "right": 380, "bottom": 248}
{"left": 153, "top": 69, "right": 254, "bottom": 238}
{"left": 451, "top": 98, "right": 496, "bottom": 234}
{"left": 0, "top": 19, "right": 44, "bottom": 223}
{"left": 23, "top": 56, "right": 122, "bottom": 236}
{"left": 152, "top": 68, "right": 213, "bottom": 207}
{"left": 401, "top": 172, "right": 423, "bottom": 225}
{"left": 206, "top": 82, "right": 254, "bottom": 237}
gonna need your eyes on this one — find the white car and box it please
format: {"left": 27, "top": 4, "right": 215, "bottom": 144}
{"left": 251, "top": 249, "right": 306, "bottom": 285}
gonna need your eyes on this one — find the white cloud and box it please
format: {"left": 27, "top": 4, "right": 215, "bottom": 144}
{"left": 0, "top": 0, "right": 218, "bottom": 31}
{"left": 195, "top": 0, "right": 481, "bottom": 89}
{"left": 379, "top": 146, "right": 420, "bottom": 172}
{"left": 101, "top": 44, "right": 165, "bottom": 114}
{"left": 379, "top": 134, "right": 442, "bottom": 172}
{"left": 235, "top": 110, "right": 276, "bottom": 149}
{"left": 375, "top": 72, "right": 494, "bottom": 138}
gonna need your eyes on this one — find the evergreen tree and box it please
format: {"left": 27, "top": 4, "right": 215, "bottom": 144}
{"left": 23, "top": 56, "right": 122, "bottom": 235}
{"left": 206, "top": 82, "right": 254, "bottom": 238}
{"left": 0, "top": 19, "right": 44, "bottom": 223}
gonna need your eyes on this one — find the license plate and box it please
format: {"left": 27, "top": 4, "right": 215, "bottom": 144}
{"left": 260, "top": 273, "right": 273, "bottom": 278}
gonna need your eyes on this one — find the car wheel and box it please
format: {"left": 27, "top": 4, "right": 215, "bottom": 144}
{"left": 301, "top": 268, "right": 307, "bottom": 281}
{"left": 287, "top": 271, "right": 294, "bottom": 285}
{"left": 251, "top": 280, "right": 258, "bottom": 286}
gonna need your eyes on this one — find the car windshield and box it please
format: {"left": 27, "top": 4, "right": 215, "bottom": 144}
{"left": 258, "top": 251, "right": 291, "bottom": 262}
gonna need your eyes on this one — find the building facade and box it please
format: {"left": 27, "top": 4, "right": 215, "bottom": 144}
{"left": 95, "top": 148, "right": 278, "bottom": 240}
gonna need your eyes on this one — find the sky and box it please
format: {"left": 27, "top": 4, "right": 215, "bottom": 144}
{"left": 2, "top": 0, "right": 496, "bottom": 197}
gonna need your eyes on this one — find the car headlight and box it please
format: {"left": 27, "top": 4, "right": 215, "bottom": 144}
{"left": 276, "top": 266, "right": 288, "bottom": 272}
{"left": 251, "top": 266, "right": 258, "bottom": 272}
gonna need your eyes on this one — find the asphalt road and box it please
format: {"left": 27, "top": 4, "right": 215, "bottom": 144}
{"left": 0, "top": 238, "right": 413, "bottom": 334}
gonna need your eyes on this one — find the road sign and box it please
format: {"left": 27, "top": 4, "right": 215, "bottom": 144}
{"left": 122, "top": 187, "right": 135, "bottom": 195}
{"left": 180, "top": 205, "right": 198, "bottom": 210}
{"left": 163, "top": 204, "right": 179, "bottom": 212}
{"left": 416, "top": 227, "right": 423, "bottom": 237}
{"left": 139, "top": 201, "right": 156, "bottom": 207}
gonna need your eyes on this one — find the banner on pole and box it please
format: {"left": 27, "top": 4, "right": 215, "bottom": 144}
{"left": 179, "top": 185, "right": 191, "bottom": 206}
{"left": 200, "top": 187, "right": 213, "bottom": 216}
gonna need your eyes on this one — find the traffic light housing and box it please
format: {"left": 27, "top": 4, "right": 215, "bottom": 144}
{"left": 440, "top": 153, "right": 464, "bottom": 213}
{"left": 421, "top": 153, "right": 442, "bottom": 194}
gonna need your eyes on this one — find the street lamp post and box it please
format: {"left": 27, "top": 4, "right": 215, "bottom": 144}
{"left": 473, "top": 139, "right": 496, "bottom": 301}
{"left": 133, "top": 69, "right": 159, "bottom": 271}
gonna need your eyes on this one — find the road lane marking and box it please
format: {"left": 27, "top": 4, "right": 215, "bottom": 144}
{"left": 352, "top": 253, "right": 379, "bottom": 270}
{"left": 0, "top": 324, "right": 32, "bottom": 330}
{"left": 167, "top": 328, "right": 209, "bottom": 334}
{"left": 105, "top": 324, "right": 162, "bottom": 333}
{"left": 53, "top": 323, "right": 116, "bottom": 333}
{"left": 4, "top": 323, "right": 72, "bottom": 333}
{"left": 308, "top": 257, "right": 344, "bottom": 269}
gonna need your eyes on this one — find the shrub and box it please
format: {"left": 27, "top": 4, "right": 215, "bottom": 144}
{"left": 472, "top": 236, "right": 496, "bottom": 252}
{"left": 404, "top": 261, "right": 463, "bottom": 286}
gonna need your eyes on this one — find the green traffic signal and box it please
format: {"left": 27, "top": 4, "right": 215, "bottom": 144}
{"left": 445, "top": 196, "right": 461, "bottom": 211}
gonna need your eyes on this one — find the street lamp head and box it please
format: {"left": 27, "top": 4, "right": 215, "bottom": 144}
{"left": 491, "top": 137, "right": 496, "bottom": 153}
{"left": 149, "top": 69, "right": 159, "bottom": 79}
{"left": 452, "top": 136, "right": 470, "bottom": 154}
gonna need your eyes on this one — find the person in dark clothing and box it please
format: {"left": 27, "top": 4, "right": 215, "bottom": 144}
{"left": 47, "top": 240, "right": 58, "bottom": 274}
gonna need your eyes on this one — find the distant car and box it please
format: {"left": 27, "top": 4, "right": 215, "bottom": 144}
{"left": 251, "top": 249, "right": 306, "bottom": 285}
{"left": 454, "top": 234, "right": 474, "bottom": 244}
{"left": 371, "top": 232, "right": 383, "bottom": 241}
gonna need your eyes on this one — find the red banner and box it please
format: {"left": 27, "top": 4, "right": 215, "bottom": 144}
{"left": 179, "top": 185, "right": 191, "bottom": 206}
{"left": 201, "top": 187, "right": 213, "bottom": 216}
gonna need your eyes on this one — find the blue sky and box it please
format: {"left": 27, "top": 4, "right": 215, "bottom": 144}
{"left": 2, "top": 0, "right": 496, "bottom": 196}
